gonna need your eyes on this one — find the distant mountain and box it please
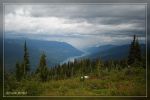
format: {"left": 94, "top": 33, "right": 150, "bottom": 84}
{"left": 84, "top": 44, "right": 146, "bottom": 60}
{"left": 4, "top": 38, "right": 83, "bottom": 71}
{"left": 84, "top": 45, "right": 115, "bottom": 54}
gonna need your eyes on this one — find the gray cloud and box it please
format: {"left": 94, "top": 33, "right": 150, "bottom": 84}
{"left": 4, "top": 4, "right": 146, "bottom": 49}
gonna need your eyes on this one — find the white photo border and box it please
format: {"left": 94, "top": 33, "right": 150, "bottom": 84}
{"left": 2, "top": 3, "right": 148, "bottom": 98}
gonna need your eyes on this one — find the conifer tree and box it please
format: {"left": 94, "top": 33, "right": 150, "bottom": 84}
{"left": 128, "top": 35, "right": 142, "bottom": 65}
{"left": 96, "top": 60, "right": 103, "bottom": 77}
{"left": 96, "top": 60, "right": 100, "bottom": 77}
{"left": 135, "top": 38, "right": 141, "bottom": 61}
{"left": 37, "top": 53, "right": 49, "bottom": 82}
{"left": 15, "top": 41, "right": 30, "bottom": 80}
{"left": 23, "top": 41, "right": 30, "bottom": 76}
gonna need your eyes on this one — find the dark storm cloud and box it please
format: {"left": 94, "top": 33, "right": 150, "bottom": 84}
{"left": 31, "top": 5, "right": 145, "bottom": 30}
{"left": 28, "top": 4, "right": 145, "bottom": 32}
{"left": 27, "top": 5, "right": 145, "bottom": 18}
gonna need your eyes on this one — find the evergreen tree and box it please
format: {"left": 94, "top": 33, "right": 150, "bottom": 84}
{"left": 96, "top": 60, "right": 103, "bottom": 77}
{"left": 96, "top": 60, "right": 101, "bottom": 77}
{"left": 37, "top": 53, "right": 49, "bottom": 82}
{"left": 135, "top": 38, "right": 141, "bottom": 61}
{"left": 128, "top": 35, "right": 142, "bottom": 65}
{"left": 23, "top": 41, "right": 30, "bottom": 76}
{"left": 15, "top": 41, "right": 30, "bottom": 80}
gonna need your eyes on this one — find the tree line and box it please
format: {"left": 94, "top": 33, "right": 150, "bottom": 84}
{"left": 15, "top": 35, "right": 145, "bottom": 82}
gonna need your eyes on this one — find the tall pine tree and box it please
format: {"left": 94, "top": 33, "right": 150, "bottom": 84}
{"left": 23, "top": 41, "right": 30, "bottom": 76}
{"left": 15, "top": 41, "right": 30, "bottom": 80}
{"left": 135, "top": 38, "right": 141, "bottom": 61}
{"left": 36, "top": 53, "right": 49, "bottom": 82}
{"left": 128, "top": 35, "right": 141, "bottom": 65}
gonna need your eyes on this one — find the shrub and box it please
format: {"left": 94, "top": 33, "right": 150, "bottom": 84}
{"left": 22, "top": 80, "right": 43, "bottom": 96}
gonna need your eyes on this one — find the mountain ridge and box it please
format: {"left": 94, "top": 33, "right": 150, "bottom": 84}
{"left": 83, "top": 44, "right": 146, "bottom": 60}
{"left": 4, "top": 38, "right": 83, "bottom": 71}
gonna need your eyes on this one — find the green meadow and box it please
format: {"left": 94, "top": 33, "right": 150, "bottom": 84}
{"left": 5, "top": 66, "right": 146, "bottom": 96}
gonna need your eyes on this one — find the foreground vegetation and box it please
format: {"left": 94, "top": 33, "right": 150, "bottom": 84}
{"left": 5, "top": 66, "right": 146, "bottom": 96}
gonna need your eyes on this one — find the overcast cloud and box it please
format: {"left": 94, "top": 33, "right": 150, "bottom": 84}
{"left": 4, "top": 4, "right": 146, "bottom": 49}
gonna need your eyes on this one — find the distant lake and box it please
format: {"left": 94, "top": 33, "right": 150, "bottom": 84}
{"left": 60, "top": 51, "right": 89, "bottom": 65}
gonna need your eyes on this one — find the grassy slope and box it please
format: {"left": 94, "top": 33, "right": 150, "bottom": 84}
{"left": 5, "top": 67, "right": 146, "bottom": 96}
{"left": 42, "top": 67, "right": 146, "bottom": 96}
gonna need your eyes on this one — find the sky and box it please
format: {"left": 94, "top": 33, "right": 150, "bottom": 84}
{"left": 4, "top": 4, "right": 146, "bottom": 49}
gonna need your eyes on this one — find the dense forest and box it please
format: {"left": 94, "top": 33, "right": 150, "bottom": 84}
{"left": 4, "top": 35, "right": 146, "bottom": 96}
